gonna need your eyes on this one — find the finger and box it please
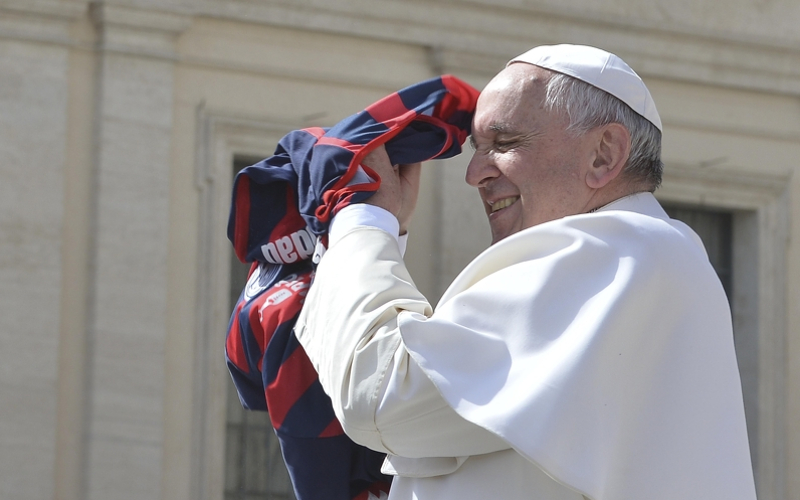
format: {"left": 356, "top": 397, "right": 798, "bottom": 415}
{"left": 399, "top": 163, "right": 421, "bottom": 189}
{"left": 362, "top": 146, "right": 402, "bottom": 216}
{"left": 396, "top": 163, "right": 422, "bottom": 234}
{"left": 361, "top": 144, "right": 394, "bottom": 178}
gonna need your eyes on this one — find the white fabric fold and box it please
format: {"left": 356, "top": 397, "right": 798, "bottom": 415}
{"left": 399, "top": 193, "right": 755, "bottom": 499}
{"left": 381, "top": 456, "right": 468, "bottom": 478}
{"left": 296, "top": 192, "right": 756, "bottom": 500}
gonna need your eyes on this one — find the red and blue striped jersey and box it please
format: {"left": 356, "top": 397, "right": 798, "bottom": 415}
{"left": 225, "top": 75, "right": 478, "bottom": 500}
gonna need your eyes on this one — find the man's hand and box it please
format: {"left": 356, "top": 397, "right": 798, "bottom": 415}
{"left": 361, "top": 145, "right": 421, "bottom": 235}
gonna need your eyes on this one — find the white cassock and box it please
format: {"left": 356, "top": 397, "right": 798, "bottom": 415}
{"left": 294, "top": 192, "right": 757, "bottom": 500}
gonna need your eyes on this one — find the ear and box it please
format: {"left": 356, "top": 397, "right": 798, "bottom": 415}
{"left": 585, "top": 123, "right": 631, "bottom": 189}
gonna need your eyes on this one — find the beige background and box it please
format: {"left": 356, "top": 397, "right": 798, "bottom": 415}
{"left": 0, "top": 1, "right": 798, "bottom": 499}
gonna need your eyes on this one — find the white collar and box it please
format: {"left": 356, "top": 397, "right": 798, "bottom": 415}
{"left": 592, "top": 191, "right": 668, "bottom": 220}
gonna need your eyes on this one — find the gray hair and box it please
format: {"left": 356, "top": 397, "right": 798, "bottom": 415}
{"left": 543, "top": 72, "right": 663, "bottom": 190}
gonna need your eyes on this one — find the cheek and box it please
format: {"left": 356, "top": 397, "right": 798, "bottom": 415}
{"left": 497, "top": 150, "right": 538, "bottom": 180}
{"left": 515, "top": 160, "right": 581, "bottom": 215}
{"left": 507, "top": 157, "right": 551, "bottom": 195}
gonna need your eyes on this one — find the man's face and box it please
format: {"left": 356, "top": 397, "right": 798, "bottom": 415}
{"left": 466, "top": 64, "right": 598, "bottom": 244}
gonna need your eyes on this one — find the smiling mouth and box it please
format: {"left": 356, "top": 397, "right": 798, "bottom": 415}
{"left": 489, "top": 196, "right": 519, "bottom": 213}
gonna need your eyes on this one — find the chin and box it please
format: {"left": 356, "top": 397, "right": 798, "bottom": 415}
{"left": 489, "top": 228, "right": 515, "bottom": 245}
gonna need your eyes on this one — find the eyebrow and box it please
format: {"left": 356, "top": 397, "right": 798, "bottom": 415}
{"left": 472, "top": 122, "right": 525, "bottom": 145}
{"left": 489, "top": 123, "right": 529, "bottom": 139}
{"left": 488, "top": 123, "right": 510, "bottom": 133}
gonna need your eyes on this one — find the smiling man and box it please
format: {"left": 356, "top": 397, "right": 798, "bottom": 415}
{"left": 466, "top": 60, "right": 655, "bottom": 243}
{"left": 295, "top": 45, "right": 757, "bottom": 500}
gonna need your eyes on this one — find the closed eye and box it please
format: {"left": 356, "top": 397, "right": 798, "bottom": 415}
{"left": 470, "top": 132, "right": 522, "bottom": 154}
{"left": 494, "top": 140, "right": 517, "bottom": 152}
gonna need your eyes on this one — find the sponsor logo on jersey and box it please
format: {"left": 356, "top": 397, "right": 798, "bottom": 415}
{"left": 261, "top": 227, "right": 315, "bottom": 264}
{"left": 258, "top": 273, "right": 311, "bottom": 320}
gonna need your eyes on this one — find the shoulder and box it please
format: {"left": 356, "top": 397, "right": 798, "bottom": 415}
{"left": 438, "top": 205, "right": 715, "bottom": 306}
{"left": 489, "top": 207, "right": 701, "bottom": 269}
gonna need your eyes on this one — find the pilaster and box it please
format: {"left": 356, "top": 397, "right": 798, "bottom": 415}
{"left": 0, "top": 2, "right": 87, "bottom": 499}
{"left": 83, "top": 3, "right": 191, "bottom": 499}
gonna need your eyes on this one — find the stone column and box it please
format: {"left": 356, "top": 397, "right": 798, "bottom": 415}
{"left": 83, "top": 4, "right": 191, "bottom": 499}
{"left": 0, "top": 2, "right": 86, "bottom": 499}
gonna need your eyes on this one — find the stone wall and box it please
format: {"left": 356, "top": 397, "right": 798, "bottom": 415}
{"left": 0, "top": 1, "right": 798, "bottom": 499}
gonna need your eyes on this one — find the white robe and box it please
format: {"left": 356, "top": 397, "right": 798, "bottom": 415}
{"left": 295, "top": 192, "right": 756, "bottom": 500}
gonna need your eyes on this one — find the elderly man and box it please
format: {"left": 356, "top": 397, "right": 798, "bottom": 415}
{"left": 295, "top": 45, "right": 756, "bottom": 499}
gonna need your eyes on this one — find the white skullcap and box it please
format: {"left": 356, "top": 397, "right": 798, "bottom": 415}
{"left": 508, "top": 44, "right": 662, "bottom": 131}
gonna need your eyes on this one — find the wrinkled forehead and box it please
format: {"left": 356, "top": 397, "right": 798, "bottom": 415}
{"left": 473, "top": 64, "right": 559, "bottom": 130}
{"left": 483, "top": 63, "right": 551, "bottom": 97}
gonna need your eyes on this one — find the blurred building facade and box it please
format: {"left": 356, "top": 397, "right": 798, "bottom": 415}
{"left": 1, "top": 0, "right": 799, "bottom": 499}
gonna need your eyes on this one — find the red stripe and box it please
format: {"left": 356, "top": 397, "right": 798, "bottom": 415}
{"left": 247, "top": 294, "right": 270, "bottom": 356}
{"left": 268, "top": 188, "right": 306, "bottom": 244}
{"left": 365, "top": 91, "right": 410, "bottom": 125}
{"left": 233, "top": 176, "right": 251, "bottom": 262}
{"left": 304, "top": 127, "right": 326, "bottom": 139}
{"left": 265, "top": 346, "right": 318, "bottom": 429}
{"left": 315, "top": 136, "right": 362, "bottom": 152}
{"left": 373, "top": 111, "right": 416, "bottom": 132}
{"left": 440, "top": 74, "right": 480, "bottom": 113}
{"left": 225, "top": 301, "right": 250, "bottom": 373}
{"left": 251, "top": 272, "right": 312, "bottom": 361}
{"left": 318, "top": 418, "right": 344, "bottom": 437}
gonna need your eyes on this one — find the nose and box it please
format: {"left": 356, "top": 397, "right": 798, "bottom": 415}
{"left": 465, "top": 150, "right": 500, "bottom": 188}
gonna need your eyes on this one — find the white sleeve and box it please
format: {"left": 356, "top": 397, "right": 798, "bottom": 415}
{"left": 330, "top": 204, "right": 408, "bottom": 256}
{"left": 295, "top": 226, "right": 507, "bottom": 458}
